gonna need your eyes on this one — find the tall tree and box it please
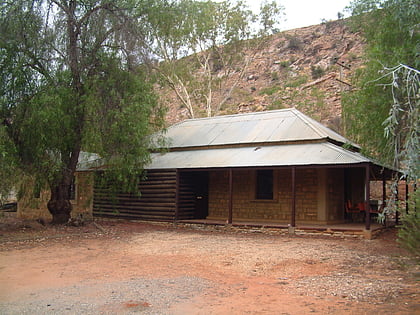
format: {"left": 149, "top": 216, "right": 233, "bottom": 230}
{"left": 342, "top": 0, "right": 419, "bottom": 165}
{"left": 0, "top": 0, "right": 164, "bottom": 223}
{"left": 343, "top": 0, "right": 419, "bottom": 255}
{"left": 141, "top": 0, "right": 284, "bottom": 118}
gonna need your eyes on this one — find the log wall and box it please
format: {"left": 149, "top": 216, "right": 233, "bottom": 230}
{"left": 93, "top": 169, "right": 178, "bottom": 221}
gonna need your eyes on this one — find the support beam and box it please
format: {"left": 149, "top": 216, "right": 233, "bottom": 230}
{"left": 365, "top": 164, "right": 371, "bottom": 231}
{"left": 291, "top": 167, "right": 296, "bottom": 228}
{"left": 382, "top": 175, "right": 386, "bottom": 208}
{"left": 228, "top": 169, "right": 233, "bottom": 224}
{"left": 396, "top": 181, "right": 399, "bottom": 225}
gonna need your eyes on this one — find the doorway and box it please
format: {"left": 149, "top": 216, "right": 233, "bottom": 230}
{"left": 178, "top": 171, "right": 209, "bottom": 219}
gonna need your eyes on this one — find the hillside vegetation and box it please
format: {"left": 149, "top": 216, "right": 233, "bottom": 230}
{"left": 162, "top": 19, "right": 364, "bottom": 133}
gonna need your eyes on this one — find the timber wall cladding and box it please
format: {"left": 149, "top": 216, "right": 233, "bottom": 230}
{"left": 93, "top": 169, "right": 178, "bottom": 221}
{"left": 208, "top": 168, "right": 318, "bottom": 222}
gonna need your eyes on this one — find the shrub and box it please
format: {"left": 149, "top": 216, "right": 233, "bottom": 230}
{"left": 279, "top": 60, "right": 290, "bottom": 68}
{"left": 284, "top": 75, "right": 308, "bottom": 88}
{"left": 397, "top": 190, "right": 420, "bottom": 263}
{"left": 287, "top": 36, "right": 303, "bottom": 51}
{"left": 311, "top": 65, "right": 325, "bottom": 79}
{"left": 271, "top": 72, "right": 279, "bottom": 81}
{"left": 259, "top": 85, "right": 281, "bottom": 96}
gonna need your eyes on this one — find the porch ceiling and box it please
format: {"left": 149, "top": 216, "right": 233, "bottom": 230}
{"left": 147, "top": 142, "right": 370, "bottom": 170}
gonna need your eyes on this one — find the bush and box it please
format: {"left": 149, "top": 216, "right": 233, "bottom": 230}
{"left": 311, "top": 65, "right": 325, "bottom": 79}
{"left": 271, "top": 72, "right": 279, "bottom": 81}
{"left": 259, "top": 85, "right": 281, "bottom": 96}
{"left": 287, "top": 36, "right": 303, "bottom": 51}
{"left": 284, "top": 75, "right": 308, "bottom": 88}
{"left": 397, "top": 190, "right": 420, "bottom": 263}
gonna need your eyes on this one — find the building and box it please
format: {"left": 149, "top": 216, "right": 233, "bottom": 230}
{"left": 93, "top": 108, "right": 398, "bottom": 232}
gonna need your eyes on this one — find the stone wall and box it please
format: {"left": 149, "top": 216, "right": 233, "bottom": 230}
{"left": 208, "top": 168, "right": 321, "bottom": 223}
{"left": 17, "top": 171, "right": 94, "bottom": 221}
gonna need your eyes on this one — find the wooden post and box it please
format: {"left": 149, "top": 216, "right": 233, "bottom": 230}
{"left": 365, "top": 164, "right": 371, "bottom": 231}
{"left": 228, "top": 169, "right": 233, "bottom": 224}
{"left": 406, "top": 182, "right": 409, "bottom": 214}
{"left": 291, "top": 167, "right": 296, "bottom": 228}
{"left": 382, "top": 175, "right": 386, "bottom": 208}
{"left": 396, "top": 181, "right": 399, "bottom": 225}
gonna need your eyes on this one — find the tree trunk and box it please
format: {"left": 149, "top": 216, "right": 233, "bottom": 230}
{"left": 47, "top": 181, "right": 73, "bottom": 225}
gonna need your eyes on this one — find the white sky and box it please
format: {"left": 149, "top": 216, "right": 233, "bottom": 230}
{"left": 245, "top": 0, "right": 353, "bottom": 31}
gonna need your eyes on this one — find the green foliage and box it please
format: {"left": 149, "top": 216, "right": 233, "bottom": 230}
{"left": 142, "top": 0, "right": 284, "bottom": 118}
{"left": 259, "top": 85, "right": 281, "bottom": 96}
{"left": 311, "top": 65, "right": 325, "bottom": 79}
{"left": 267, "top": 99, "right": 284, "bottom": 111}
{"left": 258, "top": 0, "right": 284, "bottom": 35}
{"left": 270, "top": 72, "right": 279, "bottom": 81}
{"left": 344, "top": 1, "right": 419, "bottom": 255}
{"left": 397, "top": 191, "right": 420, "bottom": 263}
{"left": 0, "top": 0, "right": 164, "bottom": 219}
{"left": 285, "top": 75, "right": 308, "bottom": 88}
{"left": 342, "top": 0, "right": 419, "bottom": 164}
{"left": 279, "top": 60, "right": 290, "bottom": 68}
{"left": 286, "top": 35, "right": 303, "bottom": 51}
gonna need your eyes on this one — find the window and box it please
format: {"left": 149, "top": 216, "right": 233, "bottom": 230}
{"left": 256, "top": 170, "right": 273, "bottom": 200}
{"left": 33, "top": 181, "right": 41, "bottom": 199}
{"left": 69, "top": 176, "right": 76, "bottom": 200}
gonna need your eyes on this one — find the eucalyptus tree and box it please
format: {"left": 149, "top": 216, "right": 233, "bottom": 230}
{"left": 342, "top": 0, "right": 419, "bottom": 166}
{"left": 141, "top": 0, "right": 284, "bottom": 118}
{"left": 0, "top": 0, "right": 164, "bottom": 223}
{"left": 342, "top": 0, "right": 419, "bottom": 254}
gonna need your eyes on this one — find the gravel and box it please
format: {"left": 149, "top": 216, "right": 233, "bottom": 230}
{"left": 0, "top": 276, "right": 212, "bottom": 315}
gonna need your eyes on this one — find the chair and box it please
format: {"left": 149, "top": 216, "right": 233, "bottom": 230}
{"left": 345, "top": 200, "right": 365, "bottom": 222}
{"left": 345, "top": 200, "right": 364, "bottom": 213}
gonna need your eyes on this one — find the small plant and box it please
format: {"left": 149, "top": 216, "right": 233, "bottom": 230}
{"left": 348, "top": 52, "right": 358, "bottom": 61}
{"left": 286, "top": 35, "right": 303, "bottom": 51}
{"left": 271, "top": 72, "right": 279, "bottom": 81}
{"left": 267, "top": 99, "right": 284, "bottom": 111}
{"left": 259, "top": 85, "right": 281, "bottom": 96}
{"left": 311, "top": 65, "right": 325, "bottom": 79}
{"left": 285, "top": 75, "right": 308, "bottom": 88}
{"left": 279, "top": 60, "right": 290, "bottom": 68}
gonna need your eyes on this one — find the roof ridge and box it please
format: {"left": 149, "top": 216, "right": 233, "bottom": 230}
{"left": 323, "top": 142, "right": 365, "bottom": 162}
{"left": 290, "top": 108, "right": 328, "bottom": 139}
{"left": 173, "top": 108, "right": 295, "bottom": 125}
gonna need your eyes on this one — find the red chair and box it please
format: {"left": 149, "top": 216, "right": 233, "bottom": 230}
{"left": 345, "top": 200, "right": 363, "bottom": 213}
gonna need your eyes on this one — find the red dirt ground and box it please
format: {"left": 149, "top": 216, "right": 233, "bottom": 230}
{"left": 0, "top": 216, "right": 419, "bottom": 314}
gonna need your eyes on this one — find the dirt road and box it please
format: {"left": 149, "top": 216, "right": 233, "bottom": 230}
{"left": 0, "top": 218, "right": 419, "bottom": 314}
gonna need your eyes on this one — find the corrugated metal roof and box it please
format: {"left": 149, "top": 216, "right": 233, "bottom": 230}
{"left": 163, "top": 108, "right": 358, "bottom": 149}
{"left": 147, "top": 142, "right": 369, "bottom": 170}
{"left": 77, "top": 152, "right": 102, "bottom": 171}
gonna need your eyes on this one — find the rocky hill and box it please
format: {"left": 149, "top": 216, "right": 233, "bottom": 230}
{"left": 162, "top": 19, "right": 365, "bottom": 133}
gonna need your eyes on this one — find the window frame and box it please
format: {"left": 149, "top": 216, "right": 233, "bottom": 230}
{"left": 69, "top": 176, "right": 77, "bottom": 201}
{"left": 254, "top": 169, "right": 276, "bottom": 201}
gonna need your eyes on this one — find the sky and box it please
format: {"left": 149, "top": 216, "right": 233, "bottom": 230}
{"left": 244, "top": 0, "right": 353, "bottom": 31}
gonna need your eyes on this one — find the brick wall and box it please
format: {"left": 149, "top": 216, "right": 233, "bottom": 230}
{"left": 208, "top": 168, "right": 320, "bottom": 223}
{"left": 17, "top": 171, "right": 94, "bottom": 221}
